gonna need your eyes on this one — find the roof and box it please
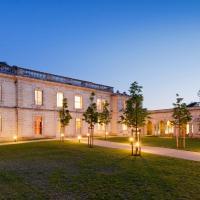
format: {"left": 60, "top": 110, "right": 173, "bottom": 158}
{"left": 0, "top": 62, "right": 114, "bottom": 93}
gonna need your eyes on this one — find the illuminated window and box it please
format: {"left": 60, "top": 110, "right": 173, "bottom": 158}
{"left": 76, "top": 118, "right": 82, "bottom": 131}
{"left": 118, "top": 98, "right": 125, "bottom": 111}
{"left": 98, "top": 122, "right": 105, "bottom": 131}
{"left": 97, "top": 98, "right": 105, "bottom": 111}
{"left": 97, "top": 99, "right": 101, "bottom": 110}
{"left": 57, "top": 92, "right": 64, "bottom": 107}
{"left": 35, "top": 89, "right": 43, "bottom": 105}
{"left": 122, "top": 124, "right": 127, "bottom": 131}
{"left": 186, "top": 124, "right": 190, "bottom": 134}
{"left": 75, "top": 95, "right": 82, "bottom": 109}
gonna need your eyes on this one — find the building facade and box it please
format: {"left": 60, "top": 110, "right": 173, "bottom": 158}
{"left": 145, "top": 106, "right": 200, "bottom": 137}
{"left": 0, "top": 63, "right": 128, "bottom": 141}
{"left": 2, "top": 63, "right": 199, "bottom": 141}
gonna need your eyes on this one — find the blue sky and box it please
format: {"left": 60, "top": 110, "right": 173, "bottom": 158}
{"left": 1, "top": 0, "right": 200, "bottom": 109}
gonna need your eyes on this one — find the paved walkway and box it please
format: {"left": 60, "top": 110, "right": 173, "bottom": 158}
{"left": 81, "top": 139, "right": 200, "bottom": 162}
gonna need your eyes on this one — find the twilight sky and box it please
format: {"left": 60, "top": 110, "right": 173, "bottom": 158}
{"left": 1, "top": 0, "right": 200, "bottom": 109}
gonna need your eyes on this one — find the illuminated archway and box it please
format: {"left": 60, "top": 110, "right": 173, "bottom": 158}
{"left": 159, "top": 120, "right": 165, "bottom": 135}
{"left": 166, "top": 120, "right": 174, "bottom": 134}
{"left": 147, "top": 121, "right": 153, "bottom": 135}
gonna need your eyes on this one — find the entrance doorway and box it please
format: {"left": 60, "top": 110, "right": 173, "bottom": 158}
{"left": 34, "top": 116, "right": 43, "bottom": 135}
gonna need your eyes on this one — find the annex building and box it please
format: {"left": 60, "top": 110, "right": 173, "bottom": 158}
{"left": 146, "top": 103, "right": 200, "bottom": 138}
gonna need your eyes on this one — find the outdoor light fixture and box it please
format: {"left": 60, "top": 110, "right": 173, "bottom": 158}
{"left": 13, "top": 135, "right": 17, "bottom": 142}
{"left": 129, "top": 137, "right": 134, "bottom": 142}
{"left": 135, "top": 142, "right": 140, "bottom": 147}
{"left": 60, "top": 133, "right": 64, "bottom": 142}
{"left": 135, "top": 141, "right": 141, "bottom": 156}
{"left": 77, "top": 135, "right": 82, "bottom": 143}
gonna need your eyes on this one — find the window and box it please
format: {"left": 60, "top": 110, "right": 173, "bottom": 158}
{"left": 97, "top": 98, "right": 106, "bottom": 111}
{"left": 35, "top": 89, "right": 43, "bottom": 105}
{"left": 98, "top": 122, "right": 105, "bottom": 131}
{"left": 123, "top": 100, "right": 126, "bottom": 109}
{"left": 76, "top": 118, "right": 82, "bottom": 133}
{"left": 57, "top": 92, "right": 64, "bottom": 107}
{"left": 122, "top": 124, "right": 127, "bottom": 131}
{"left": 186, "top": 124, "right": 190, "bottom": 135}
{"left": 118, "top": 99, "right": 123, "bottom": 111}
{"left": 97, "top": 99, "right": 101, "bottom": 111}
{"left": 75, "top": 95, "right": 82, "bottom": 109}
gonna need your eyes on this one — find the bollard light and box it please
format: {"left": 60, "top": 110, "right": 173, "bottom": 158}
{"left": 129, "top": 137, "right": 134, "bottom": 142}
{"left": 60, "top": 133, "right": 64, "bottom": 142}
{"left": 87, "top": 133, "right": 90, "bottom": 137}
{"left": 135, "top": 142, "right": 140, "bottom": 147}
{"left": 13, "top": 135, "right": 17, "bottom": 142}
{"left": 77, "top": 135, "right": 82, "bottom": 143}
{"left": 135, "top": 141, "right": 141, "bottom": 156}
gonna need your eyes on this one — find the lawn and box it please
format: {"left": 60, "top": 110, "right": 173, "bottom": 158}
{"left": 100, "top": 136, "right": 200, "bottom": 152}
{"left": 0, "top": 141, "right": 200, "bottom": 199}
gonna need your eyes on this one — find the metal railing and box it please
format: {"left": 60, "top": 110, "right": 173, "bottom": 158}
{"left": 0, "top": 63, "right": 114, "bottom": 92}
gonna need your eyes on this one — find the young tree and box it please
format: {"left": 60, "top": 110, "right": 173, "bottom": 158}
{"left": 171, "top": 94, "right": 192, "bottom": 148}
{"left": 83, "top": 92, "right": 99, "bottom": 147}
{"left": 59, "top": 98, "right": 72, "bottom": 141}
{"left": 99, "top": 101, "right": 112, "bottom": 140}
{"left": 119, "top": 81, "right": 148, "bottom": 155}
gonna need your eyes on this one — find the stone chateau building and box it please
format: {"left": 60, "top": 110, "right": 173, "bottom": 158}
{"left": 0, "top": 62, "right": 200, "bottom": 141}
{"left": 0, "top": 62, "right": 129, "bottom": 141}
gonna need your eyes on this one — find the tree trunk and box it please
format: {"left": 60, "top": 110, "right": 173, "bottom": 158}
{"left": 183, "top": 127, "right": 186, "bottom": 149}
{"left": 60, "top": 125, "right": 65, "bottom": 142}
{"left": 90, "top": 124, "right": 94, "bottom": 148}
{"left": 176, "top": 125, "right": 179, "bottom": 148}
{"left": 105, "top": 125, "right": 107, "bottom": 140}
{"left": 177, "top": 116, "right": 181, "bottom": 148}
{"left": 131, "top": 128, "right": 134, "bottom": 137}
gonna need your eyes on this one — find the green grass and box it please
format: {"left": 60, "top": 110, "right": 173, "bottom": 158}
{"left": 0, "top": 141, "right": 200, "bottom": 199}
{"left": 99, "top": 136, "right": 200, "bottom": 152}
